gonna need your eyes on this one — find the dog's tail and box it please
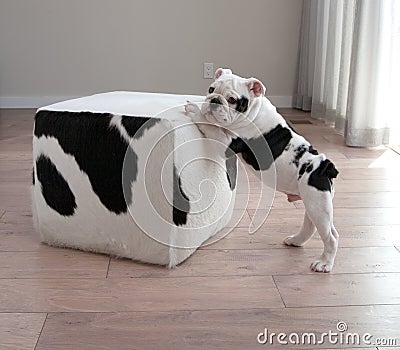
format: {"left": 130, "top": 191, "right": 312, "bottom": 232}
{"left": 319, "top": 159, "right": 339, "bottom": 179}
{"left": 302, "top": 155, "right": 339, "bottom": 193}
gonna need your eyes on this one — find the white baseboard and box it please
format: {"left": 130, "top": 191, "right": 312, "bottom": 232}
{"left": 0, "top": 96, "right": 80, "bottom": 109}
{"left": 0, "top": 95, "right": 294, "bottom": 109}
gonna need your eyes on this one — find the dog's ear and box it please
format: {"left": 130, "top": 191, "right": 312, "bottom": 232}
{"left": 215, "top": 68, "right": 233, "bottom": 80}
{"left": 247, "top": 78, "right": 266, "bottom": 97}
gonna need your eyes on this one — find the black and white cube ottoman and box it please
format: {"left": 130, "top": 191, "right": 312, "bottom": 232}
{"left": 32, "top": 92, "right": 237, "bottom": 267}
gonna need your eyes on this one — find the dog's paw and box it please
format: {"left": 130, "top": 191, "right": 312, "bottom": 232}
{"left": 284, "top": 235, "right": 305, "bottom": 247}
{"left": 310, "top": 259, "right": 333, "bottom": 273}
{"left": 184, "top": 102, "right": 201, "bottom": 117}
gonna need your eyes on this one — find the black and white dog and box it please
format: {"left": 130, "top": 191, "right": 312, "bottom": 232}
{"left": 186, "top": 68, "right": 339, "bottom": 272}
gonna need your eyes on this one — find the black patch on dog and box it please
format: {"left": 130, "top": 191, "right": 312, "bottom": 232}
{"left": 121, "top": 116, "right": 160, "bottom": 139}
{"left": 292, "top": 144, "right": 308, "bottom": 167}
{"left": 36, "top": 155, "right": 76, "bottom": 216}
{"left": 32, "top": 167, "right": 35, "bottom": 185}
{"left": 258, "top": 124, "right": 293, "bottom": 161}
{"left": 227, "top": 124, "right": 292, "bottom": 171}
{"left": 226, "top": 137, "right": 246, "bottom": 156}
{"left": 308, "top": 159, "right": 339, "bottom": 192}
{"left": 298, "top": 160, "right": 313, "bottom": 180}
{"left": 236, "top": 96, "right": 249, "bottom": 113}
{"left": 308, "top": 145, "right": 318, "bottom": 155}
{"left": 172, "top": 166, "right": 190, "bottom": 226}
{"left": 298, "top": 163, "right": 307, "bottom": 179}
{"left": 34, "top": 110, "right": 148, "bottom": 214}
{"left": 225, "top": 156, "right": 238, "bottom": 190}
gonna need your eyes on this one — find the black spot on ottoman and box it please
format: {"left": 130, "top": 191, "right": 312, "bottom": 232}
{"left": 36, "top": 155, "right": 76, "bottom": 216}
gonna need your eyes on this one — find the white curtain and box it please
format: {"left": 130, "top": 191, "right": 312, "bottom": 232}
{"left": 294, "top": 0, "right": 400, "bottom": 147}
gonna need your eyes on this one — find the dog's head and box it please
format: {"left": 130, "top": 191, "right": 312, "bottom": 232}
{"left": 201, "top": 68, "right": 266, "bottom": 127}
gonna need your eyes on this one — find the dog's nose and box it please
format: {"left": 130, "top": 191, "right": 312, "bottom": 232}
{"left": 210, "top": 97, "right": 222, "bottom": 107}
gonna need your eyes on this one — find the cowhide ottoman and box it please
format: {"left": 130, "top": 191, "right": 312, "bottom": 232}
{"left": 32, "top": 92, "right": 237, "bottom": 267}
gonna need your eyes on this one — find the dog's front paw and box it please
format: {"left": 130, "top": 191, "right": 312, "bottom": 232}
{"left": 310, "top": 258, "right": 333, "bottom": 273}
{"left": 184, "top": 102, "right": 201, "bottom": 117}
{"left": 284, "top": 235, "right": 305, "bottom": 247}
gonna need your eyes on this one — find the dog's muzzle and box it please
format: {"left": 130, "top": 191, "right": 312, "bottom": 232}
{"left": 210, "top": 97, "right": 222, "bottom": 109}
{"left": 202, "top": 96, "right": 230, "bottom": 124}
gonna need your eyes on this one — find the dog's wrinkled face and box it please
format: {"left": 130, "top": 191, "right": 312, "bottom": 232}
{"left": 201, "top": 68, "right": 266, "bottom": 126}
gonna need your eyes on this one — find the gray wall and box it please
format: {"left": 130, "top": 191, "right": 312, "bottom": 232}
{"left": 0, "top": 0, "right": 302, "bottom": 107}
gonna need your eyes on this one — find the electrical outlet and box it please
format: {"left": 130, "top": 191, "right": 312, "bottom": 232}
{"left": 203, "top": 62, "right": 214, "bottom": 79}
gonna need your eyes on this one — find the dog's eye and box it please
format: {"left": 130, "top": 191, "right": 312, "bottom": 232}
{"left": 228, "top": 97, "right": 237, "bottom": 104}
{"left": 208, "top": 87, "right": 215, "bottom": 93}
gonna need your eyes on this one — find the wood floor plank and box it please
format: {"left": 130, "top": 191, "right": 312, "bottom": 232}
{"left": 274, "top": 273, "right": 400, "bottom": 307}
{"left": 340, "top": 147, "right": 396, "bottom": 160}
{"left": 227, "top": 209, "right": 253, "bottom": 228}
{"left": 1, "top": 211, "right": 33, "bottom": 224}
{"left": 0, "top": 276, "right": 283, "bottom": 312}
{"left": 248, "top": 208, "right": 400, "bottom": 226}
{"left": 340, "top": 149, "right": 388, "bottom": 160}
{"left": 0, "top": 313, "right": 46, "bottom": 350}
{"left": 322, "top": 159, "right": 377, "bottom": 169}
{"left": 0, "top": 153, "right": 32, "bottom": 162}
{"left": 234, "top": 193, "right": 295, "bottom": 209}
{"left": 0, "top": 183, "right": 31, "bottom": 191}
{"left": 0, "top": 250, "right": 109, "bottom": 278}
{"left": 0, "top": 231, "right": 47, "bottom": 251}
{"left": 0, "top": 190, "right": 32, "bottom": 211}
{"left": 339, "top": 167, "right": 399, "bottom": 180}
{"left": 35, "top": 305, "right": 399, "bottom": 350}
{"left": 108, "top": 246, "right": 400, "bottom": 278}
{"left": 201, "top": 225, "right": 398, "bottom": 250}
{"left": 0, "top": 215, "right": 34, "bottom": 234}
{"left": 293, "top": 192, "right": 400, "bottom": 209}
{"left": 334, "top": 179, "right": 400, "bottom": 192}
{"left": 0, "top": 138, "right": 33, "bottom": 152}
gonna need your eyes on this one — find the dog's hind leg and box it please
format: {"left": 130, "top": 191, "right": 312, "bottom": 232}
{"left": 310, "top": 222, "right": 339, "bottom": 272}
{"left": 301, "top": 190, "right": 339, "bottom": 272}
{"left": 284, "top": 212, "right": 316, "bottom": 247}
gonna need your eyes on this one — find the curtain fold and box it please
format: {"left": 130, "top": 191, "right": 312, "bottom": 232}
{"left": 295, "top": 0, "right": 400, "bottom": 147}
{"left": 293, "top": 0, "right": 317, "bottom": 111}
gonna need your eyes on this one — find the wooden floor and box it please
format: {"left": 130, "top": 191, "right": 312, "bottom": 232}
{"left": 0, "top": 108, "right": 399, "bottom": 349}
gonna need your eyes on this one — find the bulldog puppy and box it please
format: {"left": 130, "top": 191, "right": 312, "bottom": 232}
{"left": 185, "top": 68, "right": 339, "bottom": 272}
